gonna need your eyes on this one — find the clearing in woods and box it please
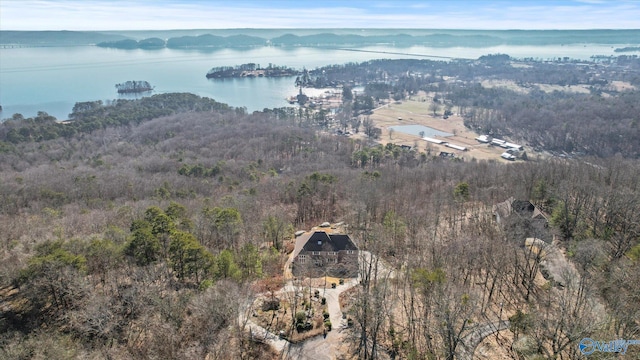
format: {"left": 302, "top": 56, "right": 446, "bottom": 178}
{"left": 368, "top": 93, "right": 512, "bottom": 161}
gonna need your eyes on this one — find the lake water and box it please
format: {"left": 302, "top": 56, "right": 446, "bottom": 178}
{"left": 0, "top": 43, "right": 629, "bottom": 121}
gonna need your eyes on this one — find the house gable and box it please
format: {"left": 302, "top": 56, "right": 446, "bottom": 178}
{"left": 493, "top": 198, "right": 551, "bottom": 243}
{"left": 292, "top": 231, "right": 359, "bottom": 277}
{"left": 299, "top": 231, "right": 358, "bottom": 253}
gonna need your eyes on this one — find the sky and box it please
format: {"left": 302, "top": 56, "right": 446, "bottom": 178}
{"left": 1, "top": 0, "right": 639, "bottom": 31}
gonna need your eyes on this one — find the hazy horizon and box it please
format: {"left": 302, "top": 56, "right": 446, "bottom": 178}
{"left": 1, "top": 0, "right": 639, "bottom": 31}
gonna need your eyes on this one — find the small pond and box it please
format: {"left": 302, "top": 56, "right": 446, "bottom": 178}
{"left": 389, "top": 124, "right": 453, "bottom": 138}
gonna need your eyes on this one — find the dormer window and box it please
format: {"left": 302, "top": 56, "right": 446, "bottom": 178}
{"left": 318, "top": 240, "right": 322, "bottom": 245}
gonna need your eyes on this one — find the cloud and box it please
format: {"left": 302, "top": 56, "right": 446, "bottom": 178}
{"left": 1, "top": 0, "right": 639, "bottom": 30}
{"left": 573, "top": 0, "right": 606, "bottom": 4}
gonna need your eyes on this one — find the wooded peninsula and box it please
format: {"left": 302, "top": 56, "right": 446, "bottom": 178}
{"left": 206, "top": 63, "right": 298, "bottom": 79}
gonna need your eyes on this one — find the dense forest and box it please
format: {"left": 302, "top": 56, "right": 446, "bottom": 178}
{"left": 0, "top": 92, "right": 639, "bottom": 359}
{"left": 0, "top": 93, "right": 233, "bottom": 144}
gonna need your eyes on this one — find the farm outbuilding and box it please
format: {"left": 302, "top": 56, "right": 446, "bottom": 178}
{"left": 423, "top": 137, "right": 445, "bottom": 144}
{"left": 445, "top": 143, "right": 467, "bottom": 151}
{"left": 475, "top": 135, "right": 491, "bottom": 143}
{"left": 504, "top": 142, "right": 523, "bottom": 151}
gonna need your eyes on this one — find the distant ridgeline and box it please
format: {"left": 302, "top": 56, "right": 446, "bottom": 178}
{"left": 95, "top": 33, "right": 510, "bottom": 49}
{"left": 98, "top": 35, "right": 265, "bottom": 49}
{"left": 98, "top": 38, "right": 165, "bottom": 49}
{"left": 3, "top": 30, "right": 640, "bottom": 49}
{"left": 206, "top": 63, "right": 298, "bottom": 79}
{"left": 0, "top": 30, "right": 127, "bottom": 46}
{"left": 91, "top": 31, "right": 640, "bottom": 50}
{"left": 115, "top": 81, "right": 154, "bottom": 94}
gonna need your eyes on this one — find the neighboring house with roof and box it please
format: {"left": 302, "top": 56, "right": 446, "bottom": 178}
{"left": 493, "top": 197, "right": 551, "bottom": 243}
{"left": 494, "top": 198, "right": 549, "bottom": 223}
{"left": 291, "top": 231, "right": 359, "bottom": 277}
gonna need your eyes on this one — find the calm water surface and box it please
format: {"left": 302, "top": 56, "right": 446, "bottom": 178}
{"left": 390, "top": 125, "right": 453, "bottom": 138}
{"left": 0, "top": 43, "right": 625, "bottom": 120}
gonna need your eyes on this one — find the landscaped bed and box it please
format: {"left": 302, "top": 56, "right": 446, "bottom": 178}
{"left": 251, "top": 289, "right": 332, "bottom": 343}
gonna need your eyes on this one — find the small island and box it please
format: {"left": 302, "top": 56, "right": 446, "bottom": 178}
{"left": 115, "top": 80, "right": 154, "bottom": 94}
{"left": 614, "top": 46, "right": 640, "bottom": 53}
{"left": 206, "top": 63, "right": 298, "bottom": 79}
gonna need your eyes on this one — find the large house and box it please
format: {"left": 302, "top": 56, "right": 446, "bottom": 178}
{"left": 291, "top": 231, "right": 359, "bottom": 278}
{"left": 493, "top": 197, "right": 551, "bottom": 242}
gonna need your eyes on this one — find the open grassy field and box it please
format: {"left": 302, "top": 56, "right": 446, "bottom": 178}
{"left": 368, "top": 93, "right": 512, "bottom": 162}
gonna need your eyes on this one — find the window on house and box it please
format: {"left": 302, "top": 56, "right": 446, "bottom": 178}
{"left": 312, "top": 251, "right": 320, "bottom": 255}
{"left": 347, "top": 250, "right": 354, "bottom": 254}
{"left": 298, "top": 254, "right": 306, "bottom": 263}
{"left": 327, "top": 251, "right": 336, "bottom": 255}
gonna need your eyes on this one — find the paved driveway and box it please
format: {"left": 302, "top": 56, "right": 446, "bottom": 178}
{"left": 240, "top": 278, "right": 358, "bottom": 360}
{"left": 242, "top": 250, "right": 396, "bottom": 359}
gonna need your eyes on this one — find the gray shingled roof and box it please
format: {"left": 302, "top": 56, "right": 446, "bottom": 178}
{"left": 301, "top": 231, "right": 358, "bottom": 252}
